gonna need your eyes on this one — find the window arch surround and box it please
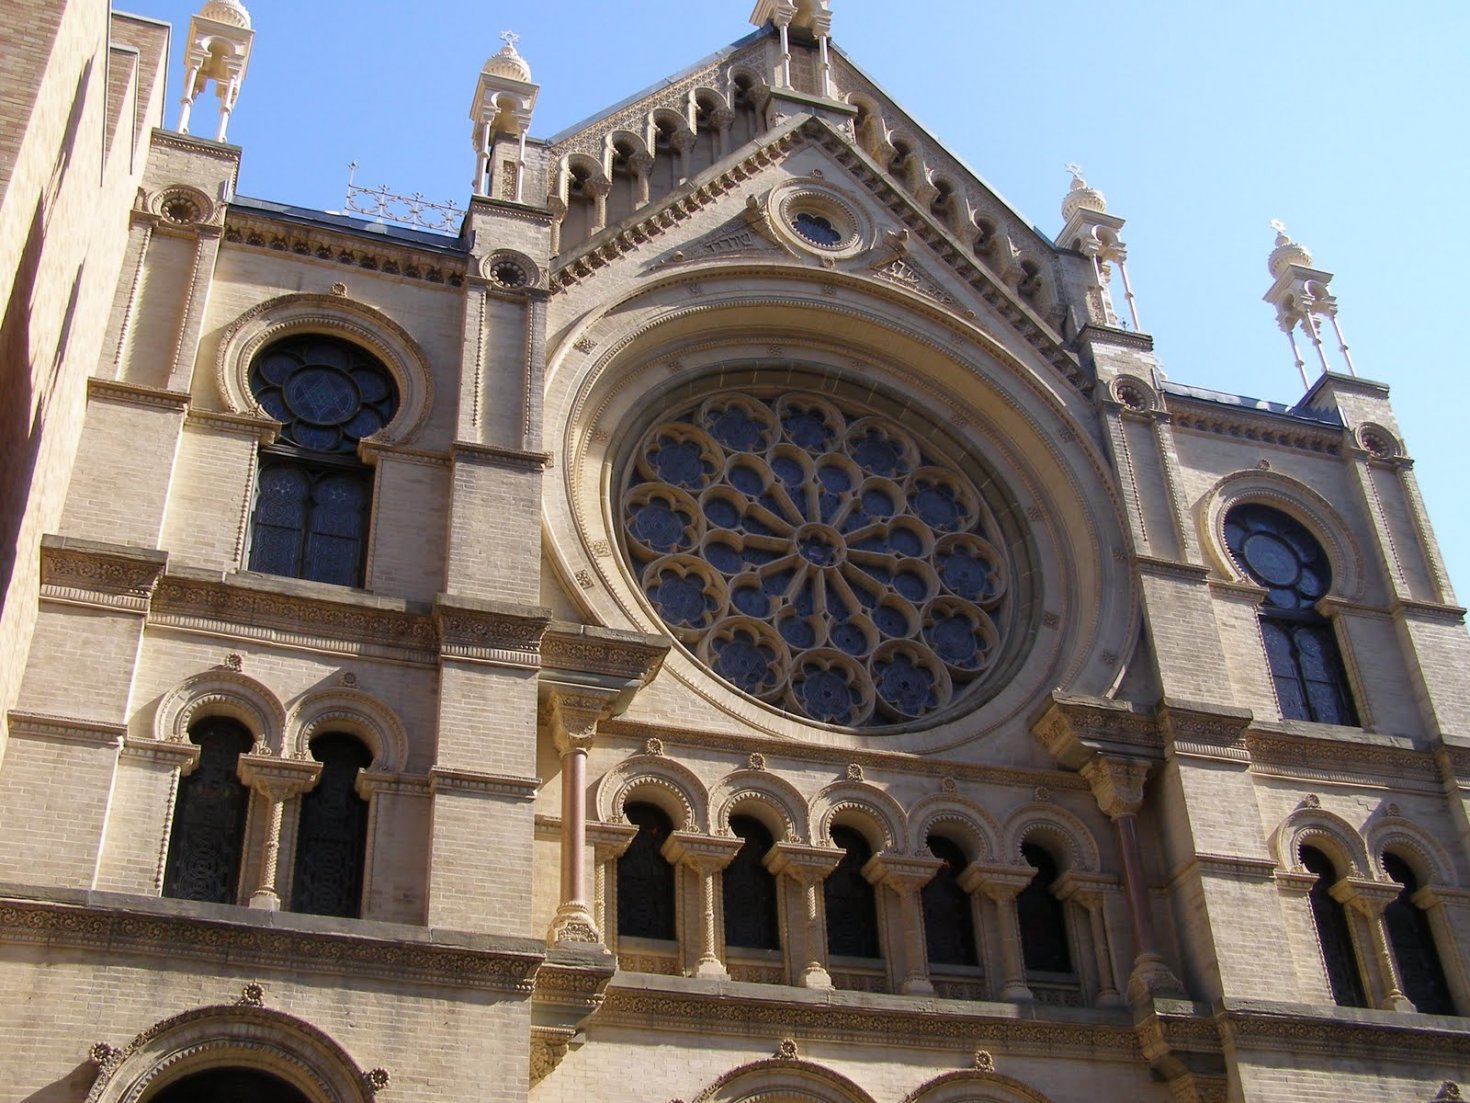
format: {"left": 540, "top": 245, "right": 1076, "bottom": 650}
{"left": 85, "top": 1004, "right": 380, "bottom": 1103}
{"left": 214, "top": 293, "right": 432, "bottom": 447}
{"left": 153, "top": 669, "right": 287, "bottom": 753}
{"left": 285, "top": 688, "right": 409, "bottom": 773}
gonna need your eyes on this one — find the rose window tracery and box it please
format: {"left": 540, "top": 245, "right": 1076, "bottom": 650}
{"left": 621, "top": 389, "right": 1013, "bottom": 728}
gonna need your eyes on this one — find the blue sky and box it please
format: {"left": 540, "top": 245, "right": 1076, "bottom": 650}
{"left": 136, "top": 0, "right": 1470, "bottom": 613}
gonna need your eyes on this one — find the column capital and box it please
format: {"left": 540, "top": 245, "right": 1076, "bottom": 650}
{"left": 1332, "top": 877, "right": 1399, "bottom": 917}
{"left": 1052, "top": 870, "right": 1118, "bottom": 909}
{"left": 863, "top": 853, "right": 942, "bottom": 894}
{"left": 764, "top": 842, "right": 842, "bottom": 884}
{"left": 960, "top": 862, "right": 1035, "bottom": 902}
{"left": 662, "top": 831, "right": 743, "bottom": 873}
{"left": 542, "top": 684, "right": 619, "bottom": 754}
{"left": 1080, "top": 754, "right": 1151, "bottom": 819}
{"left": 236, "top": 753, "right": 321, "bottom": 801}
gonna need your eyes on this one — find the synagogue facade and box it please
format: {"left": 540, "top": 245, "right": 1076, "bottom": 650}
{"left": 2, "top": 2, "right": 1470, "bottom": 1101}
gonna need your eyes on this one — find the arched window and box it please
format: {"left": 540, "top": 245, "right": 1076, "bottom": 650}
{"left": 1224, "top": 504, "right": 1357, "bottom": 726}
{"left": 150, "top": 1068, "right": 310, "bottom": 1103}
{"left": 162, "top": 719, "right": 253, "bottom": 904}
{"left": 923, "top": 835, "right": 978, "bottom": 968}
{"left": 247, "top": 335, "right": 398, "bottom": 587}
{"left": 723, "top": 814, "right": 780, "bottom": 951}
{"left": 1300, "top": 845, "right": 1368, "bottom": 1007}
{"left": 824, "top": 825, "right": 880, "bottom": 959}
{"left": 618, "top": 802, "right": 676, "bottom": 940}
{"left": 290, "top": 733, "right": 372, "bottom": 918}
{"left": 1382, "top": 852, "right": 1456, "bottom": 1014}
{"left": 1017, "top": 843, "right": 1072, "bottom": 974}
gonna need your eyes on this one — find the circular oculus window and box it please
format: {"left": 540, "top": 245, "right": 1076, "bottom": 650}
{"left": 619, "top": 387, "right": 1018, "bottom": 729}
{"left": 774, "top": 184, "right": 863, "bottom": 255}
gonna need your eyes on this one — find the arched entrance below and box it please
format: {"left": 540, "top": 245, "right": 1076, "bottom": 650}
{"left": 150, "top": 1068, "right": 311, "bottom": 1103}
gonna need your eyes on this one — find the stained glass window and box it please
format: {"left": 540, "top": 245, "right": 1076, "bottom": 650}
{"left": 825, "top": 825, "right": 881, "bottom": 959}
{"left": 1300, "top": 845, "right": 1368, "bottom": 1008}
{"left": 1382, "top": 852, "right": 1456, "bottom": 1014}
{"left": 621, "top": 390, "right": 1014, "bottom": 728}
{"left": 1225, "top": 504, "right": 1357, "bottom": 726}
{"left": 162, "top": 719, "right": 253, "bottom": 905}
{"left": 618, "top": 803, "right": 676, "bottom": 940}
{"left": 1017, "top": 843, "right": 1072, "bottom": 974}
{"left": 923, "top": 835, "right": 978, "bottom": 968}
{"left": 723, "top": 815, "right": 780, "bottom": 951}
{"left": 291, "top": 733, "right": 371, "bottom": 918}
{"left": 247, "top": 336, "right": 397, "bottom": 587}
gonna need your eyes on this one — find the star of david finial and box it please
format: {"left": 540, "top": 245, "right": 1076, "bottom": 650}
{"left": 1064, "top": 162, "right": 1086, "bottom": 183}
{"left": 1269, "top": 218, "right": 1288, "bottom": 236}
{"left": 500, "top": 30, "right": 520, "bottom": 49}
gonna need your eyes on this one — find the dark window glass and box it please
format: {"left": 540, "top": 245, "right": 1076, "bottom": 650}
{"left": 1382, "top": 852, "right": 1456, "bottom": 1014}
{"left": 247, "top": 336, "right": 396, "bottom": 587}
{"left": 1017, "top": 843, "right": 1072, "bottom": 974}
{"left": 618, "top": 803, "right": 676, "bottom": 940}
{"left": 923, "top": 835, "right": 978, "bottom": 967}
{"left": 824, "top": 825, "right": 880, "bottom": 958}
{"left": 151, "top": 1068, "right": 311, "bottom": 1103}
{"left": 162, "top": 719, "right": 253, "bottom": 904}
{"left": 723, "top": 815, "right": 780, "bottom": 950}
{"left": 1300, "top": 845, "right": 1369, "bottom": 1007}
{"left": 291, "top": 733, "right": 372, "bottom": 918}
{"left": 1225, "top": 504, "right": 1357, "bottom": 726}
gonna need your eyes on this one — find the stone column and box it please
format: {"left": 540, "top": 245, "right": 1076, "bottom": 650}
{"left": 1080, "top": 755, "right": 1183, "bottom": 1001}
{"left": 663, "top": 832, "right": 743, "bottom": 979}
{"left": 670, "top": 131, "right": 696, "bottom": 185}
{"left": 1055, "top": 872, "right": 1125, "bottom": 1008}
{"left": 588, "top": 178, "right": 612, "bottom": 235}
{"left": 629, "top": 151, "right": 654, "bottom": 209}
{"left": 1414, "top": 885, "right": 1470, "bottom": 1013}
{"left": 765, "top": 842, "right": 842, "bottom": 989}
{"left": 587, "top": 822, "right": 638, "bottom": 952}
{"left": 544, "top": 687, "right": 617, "bottom": 945}
{"left": 1337, "top": 879, "right": 1414, "bottom": 1011}
{"left": 867, "top": 854, "right": 942, "bottom": 995}
{"left": 964, "top": 865, "right": 1034, "bottom": 1001}
{"left": 236, "top": 753, "right": 322, "bottom": 911}
{"left": 709, "top": 107, "right": 734, "bottom": 159}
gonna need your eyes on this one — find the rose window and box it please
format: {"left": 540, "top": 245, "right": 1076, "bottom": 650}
{"left": 621, "top": 390, "right": 1012, "bottom": 728}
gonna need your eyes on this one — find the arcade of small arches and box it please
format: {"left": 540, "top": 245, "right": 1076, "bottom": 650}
{"left": 588, "top": 751, "right": 1467, "bottom": 1015}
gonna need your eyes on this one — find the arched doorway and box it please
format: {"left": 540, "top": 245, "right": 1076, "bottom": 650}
{"left": 150, "top": 1068, "right": 311, "bottom": 1103}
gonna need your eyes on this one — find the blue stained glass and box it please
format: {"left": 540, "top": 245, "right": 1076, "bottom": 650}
{"left": 650, "top": 572, "right": 710, "bottom": 627}
{"left": 352, "top": 368, "right": 390, "bottom": 403}
{"left": 709, "top": 406, "right": 766, "bottom": 451}
{"left": 798, "top": 667, "right": 855, "bottom": 722}
{"left": 793, "top": 581, "right": 815, "bottom": 616}
{"left": 861, "top": 487, "right": 895, "bottom": 518}
{"left": 343, "top": 407, "right": 384, "bottom": 440}
{"left": 729, "top": 464, "right": 764, "bottom": 496}
{"left": 832, "top": 622, "right": 867, "bottom": 655}
{"left": 890, "top": 528, "right": 923, "bottom": 557}
{"left": 742, "top": 515, "right": 774, "bottom": 536}
{"left": 707, "top": 544, "right": 742, "bottom": 574}
{"left": 772, "top": 455, "right": 805, "bottom": 487}
{"left": 630, "top": 499, "right": 690, "bottom": 552}
{"left": 705, "top": 498, "right": 741, "bottom": 528}
{"left": 875, "top": 652, "right": 935, "bottom": 713}
{"left": 852, "top": 431, "right": 905, "bottom": 476}
{"left": 894, "top": 571, "right": 927, "bottom": 601}
{"left": 258, "top": 391, "right": 290, "bottom": 423}
{"left": 828, "top": 591, "right": 849, "bottom": 619}
{"left": 939, "top": 550, "right": 987, "bottom": 599}
{"left": 762, "top": 569, "right": 794, "bottom": 596}
{"left": 285, "top": 366, "right": 358, "bottom": 424}
{"left": 929, "top": 615, "right": 980, "bottom": 665}
{"left": 743, "top": 546, "right": 779, "bottom": 566}
{"left": 818, "top": 492, "right": 843, "bottom": 523}
{"left": 792, "top": 212, "right": 843, "bottom": 245}
{"left": 913, "top": 483, "right": 964, "bottom": 529}
{"left": 713, "top": 632, "right": 774, "bottom": 692}
{"left": 783, "top": 409, "right": 834, "bottom": 452}
{"left": 650, "top": 437, "right": 709, "bottom": 488}
{"left": 874, "top": 606, "right": 908, "bottom": 637}
{"left": 293, "top": 424, "right": 340, "bottom": 452}
{"left": 797, "top": 532, "right": 839, "bottom": 566}
{"left": 258, "top": 353, "right": 297, "bottom": 386}
{"left": 818, "top": 465, "right": 851, "bottom": 493}
{"left": 780, "top": 617, "right": 815, "bottom": 648}
{"left": 732, "top": 586, "right": 770, "bottom": 617}
{"left": 859, "top": 563, "right": 893, "bottom": 586}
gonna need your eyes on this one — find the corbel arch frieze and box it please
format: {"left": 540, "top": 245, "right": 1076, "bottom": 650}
{"left": 213, "top": 293, "right": 433, "bottom": 447}
{"left": 900, "top": 1067, "right": 1056, "bottom": 1103}
{"left": 710, "top": 768, "right": 809, "bottom": 842}
{"left": 1365, "top": 814, "right": 1456, "bottom": 886}
{"left": 811, "top": 781, "right": 906, "bottom": 852}
{"left": 691, "top": 1056, "right": 878, "bottom": 1103}
{"left": 1000, "top": 803, "right": 1102, "bottom": 873}
{"left": 153, "top": 669, "right": 287, "bottom": 751}
{"left": 1273, "top": 804, "right": 1371, "bottom": 877}
{"left": 593, "top": 753, "right": 709, "bottom": 832}
{"left": 543, "top": 270, "right": 1138, "bottom": 755}
{"left": 906, "top": 793, "right": 1001, "bottom": 863}
{"left": 284, "top": 688, "right": 409, "bottom": 773}
{"left": 87, "top": 1003, "right": 380, "bottom": 1103}
{"left": 1196, "top": 470, "right": 1367, "bottom": 603}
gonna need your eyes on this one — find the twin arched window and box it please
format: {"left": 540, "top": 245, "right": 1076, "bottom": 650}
{"left": 617, "top": 803, "right": 677, "bottom": 940}
{"left": 824, "top": 825, "right": 881, "bottom": 959}
{"left": 162, "top": 721, "right": 371, "bottom": 918}
{"left": 922, "top": 835, "right": 977, "bottom": 967}
{"left": 247, "top": 336, "right": 398, "bottom": 587}
{"left": 723, "top": 815, "right": 780, "bottom": 950}
{"left": 1017, "top": 842, "right": 1073, "bottom": 975}
{"left": 1224, "top": 504, "right": 1357, "bottom": 726}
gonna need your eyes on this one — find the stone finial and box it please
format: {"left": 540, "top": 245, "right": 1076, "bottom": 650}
{"left": 1061, "top": 162, "right": 1108, "bottom": 220}
{"left": 198, "top": 0, "right": 250, "bottom": 27}
{"left": 485, "top": 30, "right": 532, "bottom": 82}
{"left": 1267, "top": 219, "right": 1313, "bottom": 278}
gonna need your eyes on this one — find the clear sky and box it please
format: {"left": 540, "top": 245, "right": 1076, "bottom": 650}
{"left": 136, "top": 0, "right": 1470, "bottom": 615}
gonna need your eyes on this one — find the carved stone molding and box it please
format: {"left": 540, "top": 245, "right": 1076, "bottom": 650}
{"left": 1221, "top": 1000, "right": 1470, "bottom": 1060}
{"left": 1030, "top": 692, "right": 1161, "bottom": 771}
{"left": 434, "top": 595, "right": 551, "bottom": 667}
{"left": 448, "top": 440, "right": 552, "bottom": 472}
{"left": 223, "top": 208, "right": 467, "bottom": 289}
{"left": 1158, "top": 699, "right": 1253, "bottom": 762}
{"left": 236, "top": 754, "right": 322, "bottom": 801}
{"left": 1079, "top": 756, "right": 1151, "bottom": 819}
{"left": 6, "top": 711, "right": 127, "bottom": 749}
{"left": 541, "top": 622, "right": 670, "bottom": 684}
{"left": 40, "top": 536, "right": 167, "bottom": 613}
{"left": 427, "top": 767, "right": 541, "bottom": 801}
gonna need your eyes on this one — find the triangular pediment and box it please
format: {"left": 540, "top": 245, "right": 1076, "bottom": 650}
{"left": 548, "top": 115, "right": 1084, "bottom": 393}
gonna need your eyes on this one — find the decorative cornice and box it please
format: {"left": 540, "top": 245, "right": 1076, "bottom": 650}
{"left": 1221, "top": 1000, "right": 1470, "bottom": 1060}
{"left": 1158, "top": 700, "right": 1253, "bottom": 762}
{"left": 5, "top": 711, "right": 126, "bottom": 748}
{"left": 184, "top": 407, "right": 279, "bottom": 442}
{"left": 1030, "top": 693, "right": 1162, "bottom": 772}
{"left": 1134, "top": 556, "right": 1212, "bottom": 584}
{"left": 428, "top": 767, "right": 541, "bottom": 800}
{"left": 1245, "top": 727, "right": 1439, "bottom": 786}
{"left": 449, "top": 440, "right": 552, "bottom": 471}
{"left": 597, "top": 982, "right": 1140, "bottom": 1054}
{"left": 40, "top": 536, "right": 167, "bottom": 613}
{"left": 434, "top": 595, "right": 550, "bottom": 667}
{"left": 1391, "top": 597, "right": 1468, "bottom": 627}
{"left": 358, "top": 441, "right": 451, "bottom": 469}
{"left": 1167, "top": 399, "right": 1342, "bottom": 456}
{"left": 150, "top": 128, "right": 242, "bottom": 169}
{"left": 0, "top": 896, "right": 541, "bottom": 992}
{"left": 541, "top": 622, "right": 670, "bottom": 684}
{"left": 87, "top": 378, "right": 191, "bottom": 410}
{"left": 223, "top": 208, "right": 467, "bottom": 288}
